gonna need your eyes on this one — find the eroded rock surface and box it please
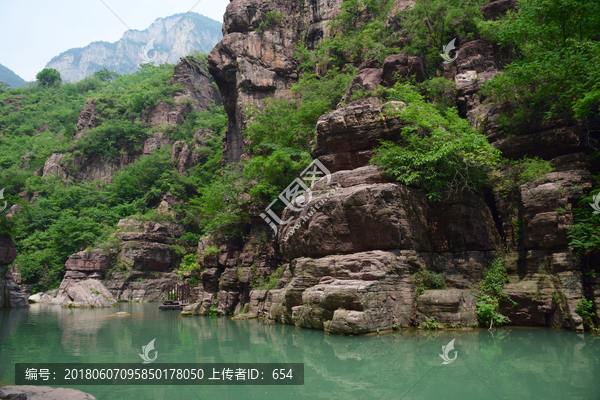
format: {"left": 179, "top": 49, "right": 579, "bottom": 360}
{"left": 208, "top": 0, "right": 344, "bottom": 164}
{"left": 312, "top": 101, "right": 406, "bottom": 173}
{"left": 52, "top": 274, "right": 117, "bottom": 308}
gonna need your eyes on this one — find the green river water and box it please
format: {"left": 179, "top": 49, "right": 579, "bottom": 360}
{"left": 1, "top": 303, "right": 600, "bottom": 400}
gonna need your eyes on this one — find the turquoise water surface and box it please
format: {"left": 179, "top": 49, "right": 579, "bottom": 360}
{"left": 1, "top": 303, "right": 599, "bottom": 400}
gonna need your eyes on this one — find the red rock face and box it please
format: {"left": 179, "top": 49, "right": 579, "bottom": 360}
{"left": 74, "top": 98, "right": 99, "bottom": 140}
{"left": 381, "top": 54, "right": 425, "bottom": 86}
{"left": 198, "top": 0, "right": 598, "bottom": 333}
{"left": 65, "top": 250, "right": 116, "bottom": 272}
{"left": 208, "top": 0, "right": 344, "bottom": 165}
{"left": 312, "top": 99, "right": 407, "bottom": 173}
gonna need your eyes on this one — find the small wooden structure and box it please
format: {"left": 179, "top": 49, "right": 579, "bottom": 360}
{"left": 159, "top": 283, "right": 191, "bottom": 310}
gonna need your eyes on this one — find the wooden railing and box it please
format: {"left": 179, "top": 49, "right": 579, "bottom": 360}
{"left": 163, "top": 283, "right": 191, "bottom": 304}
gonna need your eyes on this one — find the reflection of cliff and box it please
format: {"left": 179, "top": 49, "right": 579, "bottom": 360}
{"left": 0, "top": 307, "right": 29, "bottom": 343}
{"left": 172, "top": 316, "right": 598, "bottom": 399}
{"left": 2, "top": 304, "right": 597, "bottom": 398}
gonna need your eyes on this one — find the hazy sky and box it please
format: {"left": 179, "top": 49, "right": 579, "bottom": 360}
{"left": 0, "top": 0, "right": 230, "bottom": 81}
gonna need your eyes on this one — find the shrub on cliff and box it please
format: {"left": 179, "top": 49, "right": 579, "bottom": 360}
{"left": 476, "top": 256, "right": 515, "bottom": 328}
{"left": 370, "top": 83, "right": 501, "bottom": 200}
{"left": 241, "top": 69, "right": 351, "bottom": 203}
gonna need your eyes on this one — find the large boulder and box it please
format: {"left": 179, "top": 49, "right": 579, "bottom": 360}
{"left": 416, "top": 289, "right": 477, "bottom": 326}
{"left": 340, "top": 68, "right": 382, "bottom": 104}
{"left": 118, "top": 242, "right": 172, "bottom": 272}
{"left": 381, "top": 54, "right": 425, "bottom": 86}
{"left": 54, "top": 276, "right": 117, "bottom": 308}
{"left": 312, "top": 100, "right": 406, "bottom": 173}
{"left": 278, "top": 166, "right": 501, "bottom": 260}
{"left": 481, "top": 0, "right": 517, "bottom": 20}
{"left": 41, "top": 153, "right": 67, "bottom": 178}
{"left": 65, "top": 249, "right": 116, "bottom": 272}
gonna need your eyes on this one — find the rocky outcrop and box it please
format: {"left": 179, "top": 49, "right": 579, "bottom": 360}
{"left": 114, "top": 220, "right": 185, "bottom": 272}
{"left": 340, "top": 68, "right": 382, "bottom": 104}
{"left": 143, "top": 132, "right": 170, "bottom": 155}
{"left": 312, "top": 99, "right": 406, "bottom": 172}
{"left": 171, "top": 57, "right": 222, "bottom": 111}
{"left": 171, "top": 129, "right": 216, "bottom": 174}
{"left": 0, "top": 385, "right": 96, "bottom": 400}
{"left": 192, "top": 228, "right": 281, "bottom": 315}
{"left": 381, "top": 54, "right": 425, "bottom": 86}
{"left": 73, "top": 98, "right": 99, "bottom": 140}
{"left": 278, "top": 166, "right": 501, "bottom": 260}
{"left": 104, "top": 271, "right": 185, "bottom": 302}
{"left": 208, "top": 0, "right": 344, "bottom": 164}
{"left": 415, "top": 289, "right": 477, "bottom": 327}
{"left": 50, "top": 219, "right": 188, "bottom": 304}
{"left": 42, "top": 153, "right": 67, "bottom": 178}
{"left": 46, "top": 271, "right": 117, "bottom": 307}
{"left": 65, "top": 249, "right": 115, "bottom": 272}
{"left": 143, "top": 57, "right": 221, "bottom": 127}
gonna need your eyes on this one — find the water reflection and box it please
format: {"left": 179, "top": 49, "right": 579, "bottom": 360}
{"left": 1, "top": 304, "right": 599, "bottom": 400}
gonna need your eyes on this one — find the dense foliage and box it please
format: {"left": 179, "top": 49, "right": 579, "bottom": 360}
{"left": 476, "top": 257, "right": 515, "bottom": 328}
{"left": 412, "top": 269, "right": 447, "bottom": 297}
{"left": 482, "top": 0, "right": 600, "bottom": 127}
{"left": 0, "top": 62, "right": 226, "bottom": 292}
{"left": 194, "top": 69, "right": 353, "bottom": 236}
{"left": 371, "top": 83, "right": 501, "bottom": 199}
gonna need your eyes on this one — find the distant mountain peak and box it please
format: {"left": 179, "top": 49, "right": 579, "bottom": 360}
{"left": 0, "top": 63, "right": 26, "bottom": 88}
{"left": 45, "top": 12, "right": 222, "bottom": 83}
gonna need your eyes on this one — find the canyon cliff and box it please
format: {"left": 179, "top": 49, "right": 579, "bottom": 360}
{"left": 185, "top": 0, "right": 600, "bottom": 334}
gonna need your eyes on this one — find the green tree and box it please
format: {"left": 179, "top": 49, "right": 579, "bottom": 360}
{"left": 93, "top": 68, "right": 120, "bottom": 82}
{"left": 36, "top": 68, "right": 62, "bottom": 87}
{"left": 483, "top": 0, "right": 600, "bottom": 122}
